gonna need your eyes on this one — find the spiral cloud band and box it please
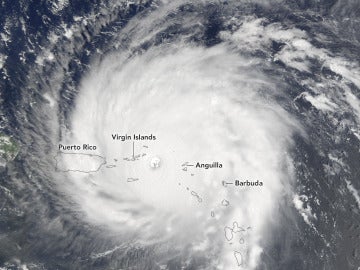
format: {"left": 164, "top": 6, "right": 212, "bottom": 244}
{"left": 58, "top": 35, "right": 301, "bottom": 268}
{"left": 2, "top": 0, "right": 360, "bottom": 268}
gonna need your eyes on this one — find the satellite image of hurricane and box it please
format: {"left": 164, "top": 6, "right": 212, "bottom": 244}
{"left": 0, "top": 0, "right": 360, "bottom": 269}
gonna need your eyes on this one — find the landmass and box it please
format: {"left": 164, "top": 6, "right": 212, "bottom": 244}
{"left": 0, "top": 133, "right": 19, "bottom": 167}
{"left": 54, "top": 152, "right": 106, "bottom": 173}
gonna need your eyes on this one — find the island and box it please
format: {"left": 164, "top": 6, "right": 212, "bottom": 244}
{"left": 54, "top": 152, "right": 106, "bottom": 173}
{"left": 0, "top": 133, "right": 19, "bottom": 167}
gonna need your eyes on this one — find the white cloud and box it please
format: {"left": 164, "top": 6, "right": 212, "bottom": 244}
{"left": 300, "top": 92, "right": 338, "bottom": 112}
{"left": 60, "top": 41, "right": 302, "bottom": 269}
